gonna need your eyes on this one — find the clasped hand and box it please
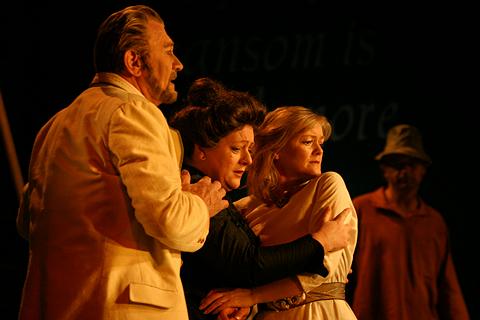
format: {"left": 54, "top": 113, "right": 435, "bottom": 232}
{"left": 200, "top": 288, "right": 253, "bottom": 319}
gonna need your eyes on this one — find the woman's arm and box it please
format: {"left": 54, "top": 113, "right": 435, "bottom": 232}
{"left": 195, "top": 204, "right": 352, "bottom": 288}
{"left": 199, "top": 277, "right": 303, "bottom": 315}
{"left": 191, "top": 202, "right": 327, "bottom": 287}
{"left": 198, "top": 207, "right": 352, "bottom": 315}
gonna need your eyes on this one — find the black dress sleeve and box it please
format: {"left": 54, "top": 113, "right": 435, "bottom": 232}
{"left": 223, "top": 203, "right": 327, "bottom": 286}
{"left": 181, "top": 203, "right": 327, "bottom": 292}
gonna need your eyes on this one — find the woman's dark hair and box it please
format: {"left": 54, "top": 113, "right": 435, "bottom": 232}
{"left": 170, "top": 77, "right": 267, "bottom": 159}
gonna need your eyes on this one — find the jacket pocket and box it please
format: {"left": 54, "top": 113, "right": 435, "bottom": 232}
{"left": 128, "top": 282, "right": 177, "bottom": 309}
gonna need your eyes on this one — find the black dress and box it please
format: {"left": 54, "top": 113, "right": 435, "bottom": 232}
{"left": 181, "top": 165, "right": 327, "bottom": 320}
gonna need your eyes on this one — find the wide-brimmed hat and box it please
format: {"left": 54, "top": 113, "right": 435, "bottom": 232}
{"left": 375, "top": 124, "right": 431, "bottom": 164}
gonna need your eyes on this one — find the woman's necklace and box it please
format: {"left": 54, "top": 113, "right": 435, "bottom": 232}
{"left": 272, "top": 179, "right": 311, "bottom": 208}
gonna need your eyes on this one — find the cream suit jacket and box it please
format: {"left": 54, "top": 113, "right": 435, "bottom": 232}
{"left": 17, "top": 73, "right": 210, "bottom": 319}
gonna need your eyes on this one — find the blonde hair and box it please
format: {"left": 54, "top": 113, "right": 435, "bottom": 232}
{"left": 247, "top": 106, "right": 332, "bottom": 205}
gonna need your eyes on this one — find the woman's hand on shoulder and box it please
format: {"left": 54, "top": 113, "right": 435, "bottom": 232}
{"left": 311, "top": 206, "right": 354, "bottom": 252}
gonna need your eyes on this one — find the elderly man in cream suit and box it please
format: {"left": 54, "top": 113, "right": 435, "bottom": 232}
{"left": 16, "top": 5, "right": 228, "bottom": 320}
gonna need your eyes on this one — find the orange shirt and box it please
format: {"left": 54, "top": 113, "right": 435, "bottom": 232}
{"left": 349, "top": 187, "right": 470, "bottom": 320}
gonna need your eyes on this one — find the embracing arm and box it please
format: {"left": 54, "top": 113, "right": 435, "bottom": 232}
{"left": 197, "top": 207, "right": 353, "bottom": 314}
{"left": 250, "top": 234, "right": 327, "bottom": 284}
{"left": 249, "top": 206, "right": 353, "bottom": 285}
{"left": 184, "top": 202, "right": 327, "bottom": 288}
{"left": 196, "top": 204, "right": 353, "bottom": 288}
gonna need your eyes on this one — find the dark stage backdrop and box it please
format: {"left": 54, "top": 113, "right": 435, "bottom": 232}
{"left": 1, "top": 1, "right": 476, "bottom": 318}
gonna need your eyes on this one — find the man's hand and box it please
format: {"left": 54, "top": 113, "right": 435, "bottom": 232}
{"left": 311, "top": 207, "right": 354, "bottom": 252}
{"left": 181, "top": 170, "right": 229, "bottom": 217}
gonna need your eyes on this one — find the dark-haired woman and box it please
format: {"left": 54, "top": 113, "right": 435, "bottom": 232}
{"left": 170, "top": 78, "right": 352, "bottom": 320}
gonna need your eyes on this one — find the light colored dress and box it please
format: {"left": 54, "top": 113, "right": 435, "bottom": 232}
{"left": 241, "top": 171, "right": 358, "bottom": 320}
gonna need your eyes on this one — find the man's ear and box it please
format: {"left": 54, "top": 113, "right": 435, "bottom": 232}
{"left": 199, "top": 149, "right": 207, "bottom": 161}
{"left": 124, "top": 50, "right": 143, "bottom": 76}
{"left": 194, "top": 145, "right": 207, "bottom": 160}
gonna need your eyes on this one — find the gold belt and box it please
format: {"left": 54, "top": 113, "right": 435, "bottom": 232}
{"left": 261, "top": 282, "right": 346, "bottom": 312}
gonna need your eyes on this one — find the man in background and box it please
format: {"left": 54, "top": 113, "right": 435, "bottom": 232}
{"left": 348, "top": 124, "right": 470, "bottom": 320}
